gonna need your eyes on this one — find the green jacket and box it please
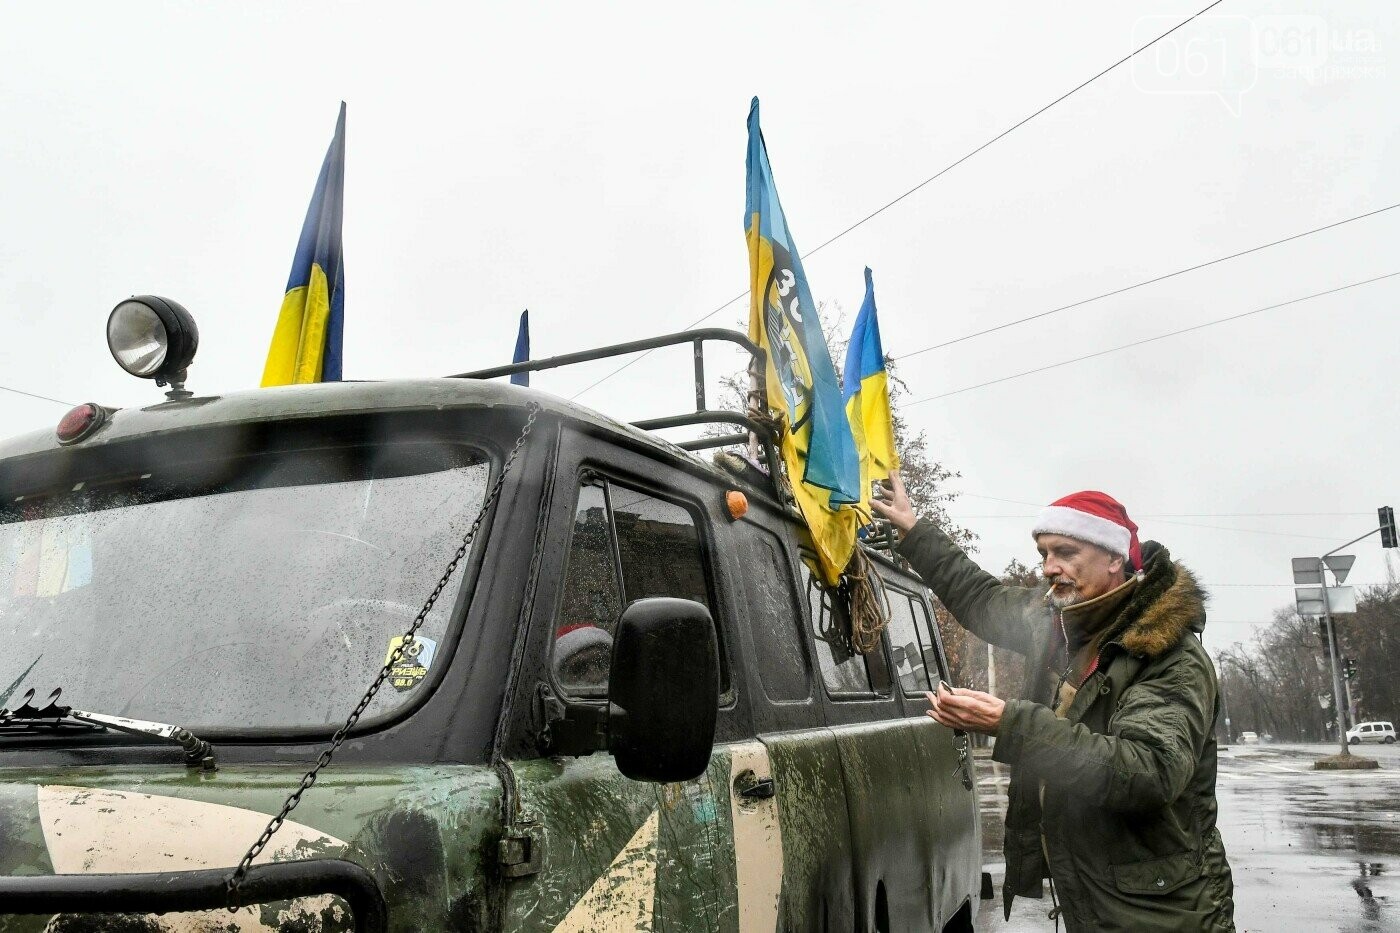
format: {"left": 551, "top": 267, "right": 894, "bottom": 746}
{"left": 898, "top": 520, "right": 1235, "bottom": 932}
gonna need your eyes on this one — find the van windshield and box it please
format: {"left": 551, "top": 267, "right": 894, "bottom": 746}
{"left": 0, "top": 439, "right": 490, "bottom": 734}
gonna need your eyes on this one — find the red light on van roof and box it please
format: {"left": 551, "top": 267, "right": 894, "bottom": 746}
{"left": 56, "top": 403, "right": 106, "bottom": 445}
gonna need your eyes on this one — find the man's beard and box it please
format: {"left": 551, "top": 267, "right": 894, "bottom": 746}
{"left": 1048, "top": 580, "right": 1081, "bottom": 608}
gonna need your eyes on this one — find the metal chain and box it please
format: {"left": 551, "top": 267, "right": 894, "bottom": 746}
{"left": 226, "top": 402, "right": 541, "bottom": 909}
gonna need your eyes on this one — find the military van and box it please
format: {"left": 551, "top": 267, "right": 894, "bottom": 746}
{"left": 0, "top": 297, "right": 984, "bottom": 931}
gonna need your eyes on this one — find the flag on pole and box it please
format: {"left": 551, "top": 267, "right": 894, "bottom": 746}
{"left": 511, "top": 310, "right": 530, "bottom": 386}
{"left": 261, "top": 102, "right": 346, "bottom": 386}
{"left": 745, "top": 97, "right": 861, "bottom": 585}
{"left": 844, "top": 267, "right": 900, "bottom": 515}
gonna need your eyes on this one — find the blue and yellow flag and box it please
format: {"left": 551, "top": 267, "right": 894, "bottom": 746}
{"left": 843, "top": 267, "right": 901, "bottom": 515}
{"left": 745, "top": 97, "right": 862, "bottom": 585}
{"left": 261, "top": 103, "right": 346, "bottom": 386}
{"left": 511, "top": 310, "right": 530, "bottom": 387}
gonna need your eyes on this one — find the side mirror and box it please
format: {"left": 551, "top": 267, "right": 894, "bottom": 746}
{"left": 607, "top": 598, "right": 719, "bottom": 783}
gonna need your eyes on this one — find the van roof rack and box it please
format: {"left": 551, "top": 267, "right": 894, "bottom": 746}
{"left": 452, "top": 326, "right": 780, "bottom": 459}
{"left": 455, "top": 328, "right": 912, "bottom": 575}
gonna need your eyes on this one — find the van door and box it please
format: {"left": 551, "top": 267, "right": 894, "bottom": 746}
{"left": 802, "top": 562, "right": 975, "bottom": 930}
{"left": 725, "top": 503, "right": 855, "bottom": 929}
{"left": 497, "top": 445, "right": 746, "bottom": 931}
{"left": 884, "top": 580, "right": 982, "bottom": 925}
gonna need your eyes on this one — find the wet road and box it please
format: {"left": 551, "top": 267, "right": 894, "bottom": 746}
{"left": 972, "top": 742, "right": 1400, "bottom": 932}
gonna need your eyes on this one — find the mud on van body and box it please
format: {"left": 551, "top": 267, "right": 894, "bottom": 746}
{"left": 0, "top": 372, "right": 982, "bottom": 930}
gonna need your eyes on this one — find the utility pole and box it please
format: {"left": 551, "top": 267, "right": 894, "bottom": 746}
{"left": 1216, "top": 658, "right": 1233, "bottom": 744}
{"left": 1292, "top": 507, "right": 1398, "bottom": 763}
{"left": 1342, "top": 661, "right": 1357, "bottom": 726}
{"left": 1317, "top": 564, "right": 1350, "bottom": 757}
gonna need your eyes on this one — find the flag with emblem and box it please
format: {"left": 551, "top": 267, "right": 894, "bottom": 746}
{"left": 745, "top": 97, "right": 861, "bottom": 585}
{"left": 261, "top": 102, "right": 346, "bottom": 386}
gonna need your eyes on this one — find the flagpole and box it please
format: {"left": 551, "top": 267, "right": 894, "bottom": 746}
{"left": 745, "top": 354, "right": 765, "bottom": 465}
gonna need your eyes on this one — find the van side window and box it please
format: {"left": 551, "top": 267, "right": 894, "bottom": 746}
{"left": 884, "top": 588, "right": 935, "bottom": 696}
{"left": 609, "top": 486, "right": 708, "bottom": 606}
{"left": 803, "top": 564, "right": 891, "bottom": 697}
{"left": 736, "top": 529, "right": 811, "bottom": 703}
{"left": 911, "top": 595, "right": 951, "bottom": 685}
{"left": 552, "top": 477, "right": 722, "bottom": 698}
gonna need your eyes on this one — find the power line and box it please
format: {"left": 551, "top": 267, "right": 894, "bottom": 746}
{"left": 960, "top": 495, "right": 1374, "bottom": 518}
{"left": 1207, "top": 583, "right": 1386, "bottom": 588}
{"left": 959, "top": 495, "right": 1376, "bottom": 517}
{"left": 905, "top": 270, "right": 1400, "bottom": 406}
{"left": 894, "top": 201, "right": 1400, "bottom": 362}
{"left": 569, "top": 0, "right": 1228, "bottom": 402}
{"left": 952, "top": 512, "right": 1371, "bottom": 518}
{"left": 0, "top": 385, "right": 75, "bottom": 408}
{"left": 949, "top": 494, "right": 1366, "bottom": 540}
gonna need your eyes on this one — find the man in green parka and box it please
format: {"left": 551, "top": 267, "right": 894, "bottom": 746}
{"left": 873, "top": 478, "right": 1235, "bottom": 932}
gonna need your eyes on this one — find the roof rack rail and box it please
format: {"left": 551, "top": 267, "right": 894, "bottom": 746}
{"left": 453, "top": 328, "right": 784, "bottom": 491}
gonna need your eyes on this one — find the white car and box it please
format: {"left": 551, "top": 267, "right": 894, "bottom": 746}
{"left": 1239, "top": 731, "right": 1259, "bottom": 744}
{"left": 1347, "top": 721, "right": 1397, "bottom": 745}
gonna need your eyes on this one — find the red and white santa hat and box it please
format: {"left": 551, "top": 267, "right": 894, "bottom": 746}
{"left": 1032, "top": 491, "right": 1142, "bottom": 571}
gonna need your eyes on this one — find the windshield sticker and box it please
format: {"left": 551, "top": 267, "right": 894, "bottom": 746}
{"left": 385, "top": 635, "right": 438, "bottom": 692}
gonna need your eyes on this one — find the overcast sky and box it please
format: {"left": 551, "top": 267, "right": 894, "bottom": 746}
{"left": 2, "top": 1, "right": 1397, "bottom": 654}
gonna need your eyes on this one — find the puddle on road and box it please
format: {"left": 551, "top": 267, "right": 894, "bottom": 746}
{"left": 1221, "top": 759, "right": 1400, "bottom": 931}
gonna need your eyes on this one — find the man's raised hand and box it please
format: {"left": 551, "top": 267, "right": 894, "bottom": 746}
{"left": 871, "top": 470, "right": 917, "bottom": 533}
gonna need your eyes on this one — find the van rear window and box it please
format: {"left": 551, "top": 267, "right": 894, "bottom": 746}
{"left": 803, "top": 565, "right": 891, "bottom": 698}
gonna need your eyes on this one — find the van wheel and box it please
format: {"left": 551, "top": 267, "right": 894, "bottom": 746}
{"left": 941, "top": 899, "right": 973, "bottom": 933}
{"left": 1350, "top": 737, "right": 1361, "bottom": 745}
{"left": 1386, "top": 736, "right": 1396, "bottom": 744}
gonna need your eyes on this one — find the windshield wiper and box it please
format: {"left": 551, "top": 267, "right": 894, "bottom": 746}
{"left": 0, "top": 688, "right": 216, "bottom": 771}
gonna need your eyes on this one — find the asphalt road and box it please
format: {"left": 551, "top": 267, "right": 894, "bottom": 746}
{"left": 972, "top": 742, "right": 1400, "bottom": 932}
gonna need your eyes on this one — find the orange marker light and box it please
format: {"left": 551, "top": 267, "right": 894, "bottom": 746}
{"left": 725, "top": 490, "right": 749, "bottom": 521}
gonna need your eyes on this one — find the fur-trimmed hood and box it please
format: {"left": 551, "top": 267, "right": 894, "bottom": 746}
{"left": 1106, "top": 541, "right": 1208, "bottom": 658}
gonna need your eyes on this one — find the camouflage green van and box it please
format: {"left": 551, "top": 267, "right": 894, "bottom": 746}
{"left": 0, "top": 313, "right": 982, "bottom": 931}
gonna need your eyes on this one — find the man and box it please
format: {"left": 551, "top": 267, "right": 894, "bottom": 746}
{"left": 872, "top": 477, "right": 1235, "bottom": 932}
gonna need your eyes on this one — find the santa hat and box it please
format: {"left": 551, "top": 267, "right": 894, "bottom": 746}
{"left": 1032, "top": 491, "right": 1142, "bottom": 572}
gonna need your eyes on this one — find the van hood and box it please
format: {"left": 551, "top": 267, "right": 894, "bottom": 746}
{"left": 0, "top": 763, "right": 503, "bottom": 931}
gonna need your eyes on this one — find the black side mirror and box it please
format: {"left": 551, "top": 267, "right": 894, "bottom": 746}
{"left": 607, "top": 598, "right": 719, "bottom": 783}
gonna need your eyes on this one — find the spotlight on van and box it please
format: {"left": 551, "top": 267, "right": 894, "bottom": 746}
{"left": 107, "top": 296, "right": 199, "bottom": 399}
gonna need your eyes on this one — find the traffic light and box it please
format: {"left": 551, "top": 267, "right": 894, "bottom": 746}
{"left": 1382, "top": 506, "right": 1398, "bottom": 550}
{"left": 1318, "top": 620, "right": 1331, "bottom": 651}
{"left": 1343, "top": 658, "right": 1358, "bottom": 681}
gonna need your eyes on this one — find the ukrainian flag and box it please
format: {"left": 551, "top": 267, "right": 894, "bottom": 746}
{"left": 745, "top": 97, "right": 862, "bottom": 586}
{"left": 261, "top": 103, "right": 346, "bottom": 386}
{"left": 843, "top": 268, "right": 900, "bottom": 515}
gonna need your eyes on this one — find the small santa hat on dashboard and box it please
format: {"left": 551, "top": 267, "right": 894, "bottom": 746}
{"left": 1032, "top": 490, "right": 1142, "bottom": 572}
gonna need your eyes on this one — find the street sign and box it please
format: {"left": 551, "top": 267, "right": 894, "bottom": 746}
{"left": 1324, "top": 555, "right": 1355, "bottom": 584}
{"left": 1292, "top": 557, "right": 1322, "bottom": 585}
{"left": 1295, "top": 586, "right": 1357, "bottom": 616}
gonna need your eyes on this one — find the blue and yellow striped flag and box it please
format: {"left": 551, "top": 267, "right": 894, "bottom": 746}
{"left": 261, "top": 103, "right": 346, "bottom": 386}
{"left": 843, "top": 267, "right": 900, "bottom": 515}
{"left": 745, "top": 98, "right": 862, "bottom": 586}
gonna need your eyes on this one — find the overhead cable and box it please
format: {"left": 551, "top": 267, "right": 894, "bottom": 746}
{"left": 568, "top": 0, "right": 1228, "bottom": 402}
{"left": 0, "top": 384, "right": 75, "bottom": 408}
{"left": 904, "top": 271, "right": 1400, "bottom": 406}
{"left": 894, "top": 201, "right": 1400, "bottom": 362}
